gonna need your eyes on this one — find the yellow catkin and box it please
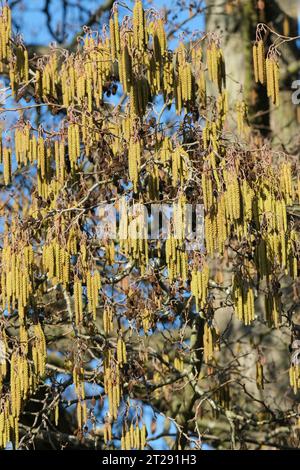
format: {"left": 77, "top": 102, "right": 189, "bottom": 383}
{"left": 24, "top": 49, "right": 29, "bottom": 82}
{"left": 128, "top": 138, "right": 141, "bottom": 191}
{"left": 55, "top": 402, "right": 59, "bottom": 426}
{"left": 0, "top": 4, "right": 299, "bottom": 451}
{"left": 273, "top": 59, "right": 280, "bottom": 106}
{"left": 232, "top": 273, "right": 255, "bottom": 325}
{"left": 109, "top": 17, "right": 116, "bottom": 62}
{"left": 3, "top": 147, "right": 12, "bottom": 185}
{"left": 266, "top": 57, "right": 279, "bottom": 105}
{"left": 120, "top": 44, "right": 132, "bottom": 94}
{"left": 0, "top": 6, "right": 11, "bottom": 63}
{"left": 74, "top": 277, "right": 83, "bottom": 325}
{"left": 289, "top": 364, "right": 300, "bottom": 394}
{"left": 203, "top": 322, "right": 213, "bottom": 363}
{"left": 114, "top": 9, "right": 120, "bottom": 56}
{"left": 253, "top": 43, "right": 259, "bottom": 83}
{"left": 133, "top": 0, "right": 145, "bottom": 52}
{"left": 141, "top": 424, "right": 146, "bottom": 449}
{"left": 257, "top": 40, "right": 266, "bottom": 84}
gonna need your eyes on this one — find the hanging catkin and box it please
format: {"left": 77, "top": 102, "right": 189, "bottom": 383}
{"left": 74, "top": 277, "right": 83, "bottom": 325}
{"left": 3, "top": 147, "right": 12, "bottom": 185}
{"left": 266, "top": 56, "right": 279, "bottom": 105}
{"left": 257, "top": 40, "right": 266, "bottom": 85}
{"left": 133, "top": 0, "right": 145, "bottom": 53}
{"left": 0, "top": 6, "right": 11, "bottom": 63}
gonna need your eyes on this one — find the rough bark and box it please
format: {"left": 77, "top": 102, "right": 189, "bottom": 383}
{"left": 206, "top": 0, "right": 299, "bottom": 148}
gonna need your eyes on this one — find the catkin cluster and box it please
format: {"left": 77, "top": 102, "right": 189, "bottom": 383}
{"left": 0, "top": 322, "right": 47, "bottom": 448}
{"left": 165, "top": 197, "right": 188, "bottom": 283}
{"left": 86, "top": 271, "right": 101, "bottom": 321}
{"left": 253, "top": 40, "right": 280, "bottom": 105}
{"left": 232, "top": 273, "right": 255, "bottom": 325}
{"left": 206, "top": 41, "right": 225, "bottom": 91}
{"left": 104, "top": 354, "right": 122, "bottom": 420}
{"left": 73, "top": 365, "right": 88, "bottom": 429}
{"left": 266, "top": 56, "right": 280, "bottom": 106}
{"left": 191, "top": 263, "right": 209, "bottom": 312}
{"left": 118, "top": 198, "right": 149, "bottom": 274}
{"left": 253, "top": 40, "right": 266, "bottom": 84}
{"left": 42, "top": 241, "right": 70, "bottom": 287}
{"left": 120, "top": 422, "right": 147, "bottom": 450}
{"left": 1, "top": 236, "right": 34, "bottom": 321}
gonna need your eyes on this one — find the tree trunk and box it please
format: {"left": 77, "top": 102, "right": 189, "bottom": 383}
{"left": 206, "top": 0, "right": 299, "bottom": 148}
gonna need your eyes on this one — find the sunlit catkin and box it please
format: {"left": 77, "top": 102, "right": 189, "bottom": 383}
{"left": 257, "top": 40, "right": 266, "bottom": 85}
{"left": 0, "top": 6, "right": 11, "bottom": 62}
{"left": 74, "top": 277, "right": 83, "bottom": 325}
{"left": 3, "top": 147, "right": 12, "bottom": 185}
{"left": 133, "top": 0, "right": 145, "bottom": 52}
{"left": 203, "top": 322, "right": 213, "bottom": 363}
{"left": 266, "top": 56, "right": 279, "bottom": 106}
{"left": 289, "top": 363, "right": 300, "bottom": 394}
{"left": 252, "top": 43, "right": 259, "bottom": 83}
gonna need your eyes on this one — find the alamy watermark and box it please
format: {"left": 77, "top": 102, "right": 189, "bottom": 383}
{"left": 292, "top": 80, "right": 300, "bottom": 105}
{"left": 0, "top": 339, "right": 5, "bottom": 365}
{"left": 96, "top": 201, "right": 205, "bottom": 251}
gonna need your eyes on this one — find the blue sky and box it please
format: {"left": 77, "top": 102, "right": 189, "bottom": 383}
{"left": 10, "top": 0, "right": 205, "bottom": 47}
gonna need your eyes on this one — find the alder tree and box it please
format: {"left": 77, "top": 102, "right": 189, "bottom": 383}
{"left": 0, "top": 0, "right": 299, "bottom": 450}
